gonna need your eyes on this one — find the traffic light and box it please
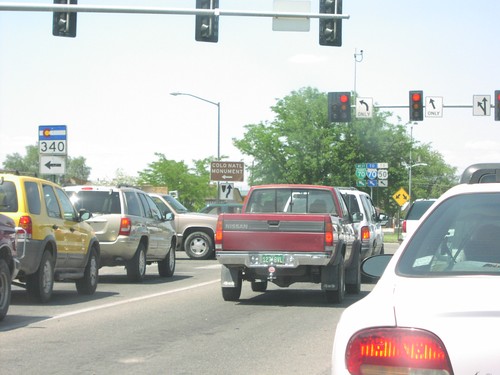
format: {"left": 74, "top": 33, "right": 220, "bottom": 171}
{"left": 409, "top": 90, "right": 424, "bottom": 121}
{"left": 328, "top": 92, "right": 351, "bottom": 122}
{"left": 195, "top": 0, "right": 219, "bottom": 43}
{"left": 319, "top": 0, "right": 342, "bottom": 47}
{"left": 495, "top": 90, "right": 500, "bottom": 121}
{"left": 52, "top": 0, "right": 77, "bottom": 37}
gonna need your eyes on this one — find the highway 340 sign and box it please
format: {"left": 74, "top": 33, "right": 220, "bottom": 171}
{"left": 39, "top": 125, "right": 67, "bottom": 175}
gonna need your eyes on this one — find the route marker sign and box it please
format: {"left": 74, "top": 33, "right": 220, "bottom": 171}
{"left": 39, "top": 125, "right": 67, "bottom": 155}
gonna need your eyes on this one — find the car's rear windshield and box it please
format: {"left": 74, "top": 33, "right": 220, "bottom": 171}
{"left": 69, "top": 191, "right": 121, "bottom": 214}
{"left": 246, "top": 188, "right": 337, "bottom": 215}
{"left": 398, "top": 193, "right": 500, "bottom": 276}
{"left": 405, "top": 200, "right": 435, "bottom": 220}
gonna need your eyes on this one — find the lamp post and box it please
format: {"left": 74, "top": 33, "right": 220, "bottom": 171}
{"left": 406, "top": 121, "right": 427, "bottom": 203}
{"left": 353, "top": 48, "right": 363, "bottom": 100}
{"left": 170, "top": 92, "right": 221, "bottom": 202}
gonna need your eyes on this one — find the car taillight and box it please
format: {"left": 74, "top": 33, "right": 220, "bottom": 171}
{"left": 18, "top": 216, "right": 32, "bottom": 238}
{"left": 346, "top": 327, "right": 453, "bottom": 375}
{"left": 361, "top": 226, "right": 370, "bottom": 241}
{"left": 119, "top": 217, "right": 132, "bottom": 236}
{"left": 325, "top": 219, "right": 333, "bottom": 246}
{"left": 402, "top": 220, "right": 407, "bottom": 233}
{"left": 215, "top": 216, "right": 223, "bottom": 245}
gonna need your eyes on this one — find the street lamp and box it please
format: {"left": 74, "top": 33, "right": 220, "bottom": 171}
{"left": 170, "top": 92, "right": 220, "bottom": 161}
{"left": 170, "top": 92, "right": 221, "bottom": 202}
{"left": 408, "top": 162, "right": 427, "bottom": 204}
{"left": 353, "top": 48, "right": 363, "bottom": 100}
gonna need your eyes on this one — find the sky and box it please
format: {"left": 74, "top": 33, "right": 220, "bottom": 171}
{"left": 1, "top": 0, "right": 499, "bottom": 191}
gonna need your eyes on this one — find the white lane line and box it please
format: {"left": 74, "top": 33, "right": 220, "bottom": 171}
{"left": 46, "top": 279, "right": 220, "bottom": 321}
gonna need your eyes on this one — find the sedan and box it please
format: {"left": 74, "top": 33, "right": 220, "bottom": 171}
{"left": 332, "top": 171, "right": 500, "bottom": 374}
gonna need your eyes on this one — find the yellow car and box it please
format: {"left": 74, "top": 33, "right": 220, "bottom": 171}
{"left": 0, "top": 173, "right": 100, "bottom": 302}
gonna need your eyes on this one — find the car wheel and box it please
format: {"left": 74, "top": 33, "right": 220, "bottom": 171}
{"left": 325, "top": 256, "right": 345, "bottom": 304}
{"left": 251, "top": 280, "right": 268, "bottom": 292}
{"left": 0, "top": 259, "right": 11, "bottom": 321}
{"left": 158, "top": 246, "right": 175, "bottom": 278}
{"left": 184, "top": 231, "right": 213, "bottom": 260}
{"left": 26, "top": 250, "right": 54, "bottom": 303}
{"left": 76, "top": 246, "right": 99, "bottom": 295}
{"left": 127, "top": 243, "right": 147, "bottom": 282}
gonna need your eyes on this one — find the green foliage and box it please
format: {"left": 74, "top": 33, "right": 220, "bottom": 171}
{"left": 233, "top": 87, "right": 457, "bottom": 217}
{"left": 2, "top": 144, "right": 91, "bottom": 182}
{"left": 137, "top": 153, "right": 216, "bottom": 211}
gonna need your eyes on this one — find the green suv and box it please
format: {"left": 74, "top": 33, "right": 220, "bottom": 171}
{"left": 0, "top": 173, "right": 100, "bottom": 302}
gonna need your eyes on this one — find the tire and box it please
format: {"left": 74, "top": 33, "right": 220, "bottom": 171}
{"left": 184, "top": 231, "right": 213, "bottom": 260}
{"left": 76, "top": 246, "right": 99, "bottom": 295}
{"left": 251, "top": 280, "right": 268, "bottom": 292}
{"left": 127, "top": 243, "right": 147, "bottom": 282}
{"left": 26, "top": 250, "right": 54, "bottom": 303}
{"left": 158, "top": 246, "right": 175, "bottom": 278}
{"left": 325, "top": 256, "right": 345, "bottom": 304}
{"left": 0, "top": 259, "right": 11, "bottom": 321}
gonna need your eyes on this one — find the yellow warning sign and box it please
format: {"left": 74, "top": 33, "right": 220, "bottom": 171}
{"left": 392, "top": 187, "right": 410, "bottom": 206}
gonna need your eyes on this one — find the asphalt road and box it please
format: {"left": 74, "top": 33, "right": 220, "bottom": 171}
{"left": 0, "top": 243, "right": 399, "bottom": 375}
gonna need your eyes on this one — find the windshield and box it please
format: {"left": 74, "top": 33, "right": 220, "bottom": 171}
{"left": 162, "top": 194, "right": 189, "bottom": 213}
{"left": 398, "top": 193, "right": 500, "bottom": 276}
{"left": 405, "top": 200, "right": 435, "bottom": 220}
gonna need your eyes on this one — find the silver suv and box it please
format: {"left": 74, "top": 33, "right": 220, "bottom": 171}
{"left": 65, "top": 185, "right": 176, "bottom": 282}
{"left": 340, "top": 188, "right": 384, "bottom": 259}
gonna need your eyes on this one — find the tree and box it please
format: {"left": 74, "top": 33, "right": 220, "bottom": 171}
{"left": 2, "top": 144, "right": 92, "bottom": 182}
{"left": 137, "top": 153, "right": 216, "bottom": 211}
{"left": 233, "top": 87, "right": 457, "bottom": 215}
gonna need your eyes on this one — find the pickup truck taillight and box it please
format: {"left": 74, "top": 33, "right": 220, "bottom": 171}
{"left": 119, "top": 217, "right": 132, "bottom": 236}
{"left": 325, "top": 219, "right": 333, "bottom": 246}
{"left": 345, "top": 327, "right": 453, "bottom": 375}
{"left": 215, "top": 216, "right": 223, "bottom": 245}
{"left": 18, "top": 216, "right": 32, "bottom": 238}
{"left": 402, "top": 220, "right": 407, "bottom": 233}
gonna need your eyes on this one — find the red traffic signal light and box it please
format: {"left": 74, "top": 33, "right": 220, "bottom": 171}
{"left": 409, "top": 90, "right": 424, "bottom": 121}
{"left": 328, "top": 92, "right": 351, "bottom": 122}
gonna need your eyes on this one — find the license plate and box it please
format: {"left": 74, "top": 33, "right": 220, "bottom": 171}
{"left": 261, "top": 254, "right": 284, "bottom": 264}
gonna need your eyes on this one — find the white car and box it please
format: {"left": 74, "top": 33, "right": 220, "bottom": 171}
{"left": 332, "top": 176, "right": 500, "bottom": 374}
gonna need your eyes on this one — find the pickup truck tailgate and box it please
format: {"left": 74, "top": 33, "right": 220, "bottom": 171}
{"left": 217, "top": 213, "right": 330, "bottom": 252}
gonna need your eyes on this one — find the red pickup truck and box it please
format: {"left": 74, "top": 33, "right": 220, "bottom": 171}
{"left": 215, "top": 184, "right": 361, "bottom": 303}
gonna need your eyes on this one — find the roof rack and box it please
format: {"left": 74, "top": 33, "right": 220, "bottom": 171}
{"left": 0, "top": 170, "right": 39, "bottom": 177}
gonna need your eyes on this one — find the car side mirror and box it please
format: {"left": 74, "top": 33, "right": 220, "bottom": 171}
{"left": 164, "top": 212, "right": 174, "bottom": 221}
{"left": 79, "top": 209, "right": 92, "bottom": 221}
{"left": 361, "top": 254, "right": 393, "bottom": 283}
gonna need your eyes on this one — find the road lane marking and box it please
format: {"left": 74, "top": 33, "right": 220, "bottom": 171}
{"left": 46, "top": 279, "right": 220, "bottom": 322}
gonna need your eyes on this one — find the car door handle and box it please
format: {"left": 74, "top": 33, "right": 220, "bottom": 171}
{"left": 52, "top": 224, "right": 59, "bottom": 230}
{"left": 70, "top": 227, "right": 75, "bottom": 232}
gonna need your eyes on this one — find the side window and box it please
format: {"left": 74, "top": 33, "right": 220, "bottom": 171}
{"left": 144, "top": 194, "right": 162, "bottom": 220}
{"left": 124, "top": 191, "right": 142, "bottom": 216}
{"left": 336, "top": 192, "right": 351, "bottom": 220}
{"left": 361, "top": 195, "right": 376, "bottom": 222}
{"left": 25, "top": 181, "right": 40, "bottom": 214}
{"left": 0, "top": 181, "right": 19, "bottom": 213}
{"left": 43, "top": 185, "right": 61, "bottom": 219}
{"left": 55, "top": 187, "right": 77, "bottom": 221}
